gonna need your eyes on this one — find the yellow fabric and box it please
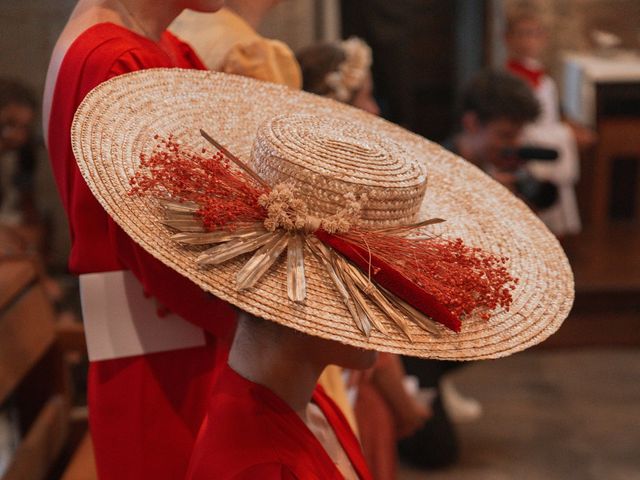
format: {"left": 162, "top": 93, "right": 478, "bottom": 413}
{"left": 222, "top": 39, "right": 301, "bottom": 88}
{"left": 170, "top": 8, "right": 301, "bottom": 89}
{"left": 318, "top": 365, "right": 359, "bottom": 437}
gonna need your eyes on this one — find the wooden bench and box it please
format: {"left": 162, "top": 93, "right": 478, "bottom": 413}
{"left": 0, "top": 259, "right": 68, "bottom": 480}
{"left": 60, "top": 433, "right": 97, "bottom": 480}
{"left": 57, "top": 323, "right": 97, "bottom": 480}
{"left": 592, "top": 117, "right": 640, "bottom": 229}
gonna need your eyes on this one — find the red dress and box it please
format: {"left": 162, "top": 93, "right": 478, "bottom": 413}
{"left": 47, "top": 23, "right": 236, "bottom": 479}
{"left": 186, "top": 365, "right": 373, "bottom": 479}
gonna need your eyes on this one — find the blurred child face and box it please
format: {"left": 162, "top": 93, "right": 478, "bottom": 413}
{"left": 0, "top": 102, "right": 34, "bottom": 151}
{"left": 464, "top": 112, "right": 524, "bottom": 171}
{"left": 351, "top": 73, "right": 380, "bottom": 116}
{"left": 506, "top": 18, "right": 548, "bottom": 60}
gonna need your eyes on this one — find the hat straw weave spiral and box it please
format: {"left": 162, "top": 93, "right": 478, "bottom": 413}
{"left": 250, "top": 114, "right": 427, "bottom": 226}
{"left": 72, "top": 68, "right": 574, "bottom": 360}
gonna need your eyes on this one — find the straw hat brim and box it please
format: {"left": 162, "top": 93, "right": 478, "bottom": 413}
{"left": 71, "top": 68, "right": 574, "bottom": 360}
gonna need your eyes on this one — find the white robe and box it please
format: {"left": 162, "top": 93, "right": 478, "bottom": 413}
{"left": 521, "top": 74, "right": 582, "bottom": 236}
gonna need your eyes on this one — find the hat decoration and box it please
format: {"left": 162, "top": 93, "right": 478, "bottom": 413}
{"left": 128, "top": 128, "right": 516, "bottom": 340}
{"left": 71, "top": 69, "right": 575, "bottom": 359}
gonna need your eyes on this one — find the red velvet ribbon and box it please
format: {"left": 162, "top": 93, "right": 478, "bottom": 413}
{"left": 314, "top": 230, "right": 461, "bottom": 332}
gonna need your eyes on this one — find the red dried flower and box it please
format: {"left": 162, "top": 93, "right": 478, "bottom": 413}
{"left": 129, "top": 136, "right": 267, "bottom": 230}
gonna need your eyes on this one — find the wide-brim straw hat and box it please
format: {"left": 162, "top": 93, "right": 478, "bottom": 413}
{"left": 71, "top": 68, "right": 573, "bottom": 360}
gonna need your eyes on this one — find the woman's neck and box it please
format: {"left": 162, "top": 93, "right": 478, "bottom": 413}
{"left": 228, "top": 321, "right": 325, "bottom": 420}
{"left": 108, "top": 0, "right": 181, "bottom": 41}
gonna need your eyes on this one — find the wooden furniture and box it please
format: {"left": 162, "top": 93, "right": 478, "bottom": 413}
{"left": 58, "top": 324, "right": 97, "bottom": 480}
{"left": 0, "top": 259, "right": 68, "bottom": 480}
{"left": 60, "top": 433, "right": 97, "bottom": 480}
{"left": 563, "top": 53, "right": 640, "bottom": 127}
{"left": 592, "top": 117, "right": 640, "bottom": 229}
{"left": 563, "top": 54, "right": 640, "bottom": 228}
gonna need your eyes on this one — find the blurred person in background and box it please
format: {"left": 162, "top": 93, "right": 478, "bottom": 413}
{"left": 399, "top": 69, "right": 543, "bottom": 470}
{"left": 297, "top": 37, "right": 379, "bottom": 116}
{"left": 505, "top": 6, "right": 596, "bottom": 237}
{"left": 0, "top": 79, "right": 38, "bottom": 230}
{"left": 171, "top": 0, "right": 301, "bottom": 89}
{"left": 0, "top": 79, "right": 65, "bottom": 302}
{"left": 443, "top": 69, "right": 546, "bottom": 209}
{"left": 43, "top": 1, "right": 238, "bottom": 478}
{"left": 298, "top": 37, "right": 432, "bottom": 480}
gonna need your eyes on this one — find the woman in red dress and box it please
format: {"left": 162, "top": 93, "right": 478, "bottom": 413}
{"left": 43, "top": 1, "right": 236, "bottom": 478}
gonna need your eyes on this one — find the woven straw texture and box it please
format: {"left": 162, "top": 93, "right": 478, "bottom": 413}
{"left": 251, "top": 114, "right": 427, "bottom": 226}
{"left": 71, "top": 68, "right": 574, "bottom": 360}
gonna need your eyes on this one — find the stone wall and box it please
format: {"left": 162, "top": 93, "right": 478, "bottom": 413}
{"left": 0, "top": 0, "right": 75, "bottom": 94}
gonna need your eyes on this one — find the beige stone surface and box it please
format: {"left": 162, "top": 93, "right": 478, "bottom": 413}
{"left": 399, "top": 349, "right": 640, "bottom": 480}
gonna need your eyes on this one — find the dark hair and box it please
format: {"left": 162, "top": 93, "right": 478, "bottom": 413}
{"left": 459, "top": 69, "right": 540, "bottom": 124}
{"left": 0, "top": 78, "right": 37, "bottom": 112}
{"left": 296, "top": 43, "right": 347, "bottom": 96}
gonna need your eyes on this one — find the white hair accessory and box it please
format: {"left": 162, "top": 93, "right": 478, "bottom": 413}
{"left": 325, "top": 37, "right": 372, "bottom": 103}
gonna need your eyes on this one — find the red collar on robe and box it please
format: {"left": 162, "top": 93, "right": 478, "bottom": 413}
{"left": 507, "top": 58, "right": 545, "bottom": 88}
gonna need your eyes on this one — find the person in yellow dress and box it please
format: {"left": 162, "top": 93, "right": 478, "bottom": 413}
{"left": 171, "top": 0, "right": 301, "bottom": 89}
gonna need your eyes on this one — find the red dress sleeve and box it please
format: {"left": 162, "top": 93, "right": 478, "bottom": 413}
{"left": 48, "top": 25, "right": 234, "bottom": 338}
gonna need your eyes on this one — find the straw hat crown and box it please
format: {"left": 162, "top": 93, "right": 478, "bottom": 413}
{"left": 249, "top": 114, "right": 427, "bottom": 227}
